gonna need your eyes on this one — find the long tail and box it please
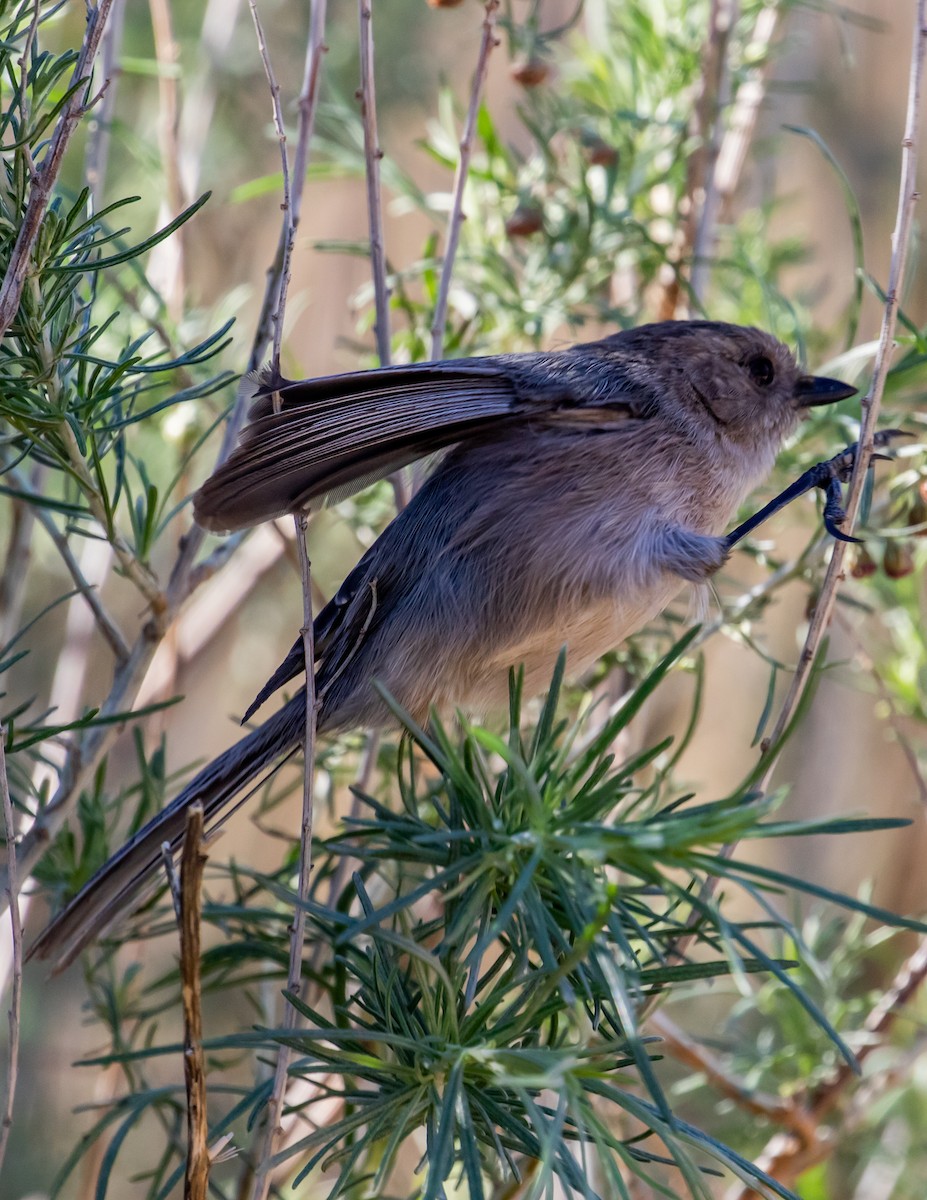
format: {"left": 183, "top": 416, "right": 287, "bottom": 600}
{"left": 29, "top": 693, "right": 307, "bottom": 971}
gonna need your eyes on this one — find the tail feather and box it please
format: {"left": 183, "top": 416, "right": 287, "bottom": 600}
{"left": 28, "top": 693, "right": 307, "bottom": 971}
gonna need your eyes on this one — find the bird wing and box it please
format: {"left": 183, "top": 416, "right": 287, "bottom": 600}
{"left": 192, "top": 347, "right": 650, "bottom": 533}
{"left": 193, "top": 361, "right": 522, "bottom": 532}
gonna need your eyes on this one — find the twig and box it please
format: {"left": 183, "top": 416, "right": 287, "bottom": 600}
{"left": 657, "top": 0, "right": 736, "bottom": 319}
{"left": 244, "top": 5, "right": 327, "bottom": 1195}
{"left": 647, "top": 1010, "right": 816, "bottom": 1144}
{"left": 176, "top": 804, "right": 210, "bottom": 1200}
{"left": 357, "top": 0, "right": 390, "bottom": 367}
{"left": 0, "top": 484, "right": 38, "bottom": 649}
{"left": 833, "top": 608, "right": 927, "bottom": 807}
{"left": 22, "top": 487, "right": 131, "bottom": 664}
{"left": 759, "top": 0, "right": 926, "bottom": 776}
{"left": 148, "top": 0, "right": 188, "bottom": 318}
{"left": 428, "top": 0, "right": 500, "bottom": 360}
{"left": 729, "top": 936, "right": 927, "bottom": 1200}
{"left": 688, "top": 0, "right": 738, "bottom": 307}
{"left": 0, "top": 0, "right": 116, "bottom": 337}
{"left": 0, "top": 724, "right": 22, "bottom": 1178}
{"left": 83, "top": 0, "right": 126, "bottom": 210}
{"left": 711, "top": 6, "right": 780, "bottom": 227}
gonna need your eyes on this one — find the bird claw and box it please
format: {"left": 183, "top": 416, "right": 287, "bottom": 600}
{"left": 725, "top": 428, "right": 909, "bottom": 550}
{"left": 818, "top": 428, "right": 909, "bottom": 539}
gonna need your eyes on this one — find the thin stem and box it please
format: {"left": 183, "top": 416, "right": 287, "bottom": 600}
{"left": 357, "top": 0, "right": 391, "bottom": 367}
{"left": 178, "top": 804, "right": 210, "bottom": 1200}
{"left": 429, "top": 0, "right": 500, "bottom": 360}
{"left": 0, "top": 0, "right": 116, "bottom": 337}
{"left": 0, "top": 725, "right": 22, "bottom": 1178}
{"left": 244, "top": 5, "right": 327, "bottom": 1195}
{"left": 84, "top": 0, "right": 125, "bottom": 210}
{"left": 760, "top": 0, "right": 927, "bottom": 778}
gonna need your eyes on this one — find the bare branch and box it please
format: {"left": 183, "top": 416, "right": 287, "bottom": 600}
{"left": 760, "top": 0, "right": 927, "bottom": 773}
{"left": 0, "top": 0, "right": 116, "bottom": 338}
{"left": 84, "top": 0, "right": 126, "bottom": 209}
{"left": 0, "top": 724, "right": 22, "bottom": 1178}
{"left": 429, "top": 0, "right": 500, "bottom": 360}
{"left": 357, "top": 0, "right": 391, "bottom": 366}
{"left": 244, "top": 5, "right": 328, "bottom": 1194}
{"left": 178, "top": 804, "right": 210, "bottom": 1200}
{"left": 148, "top": 0, "right": 189, "bottom": 317}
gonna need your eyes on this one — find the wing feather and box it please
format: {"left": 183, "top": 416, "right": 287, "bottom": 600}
{"left": 194, "top": 363, "right": 518, "bottom": 532}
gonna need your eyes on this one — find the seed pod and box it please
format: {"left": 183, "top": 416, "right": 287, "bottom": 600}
{"left": 505, "top": 203, "right": 544, "bottom": 238}
{"left": 908, "top": 489, "right": 927, "bottom": 537}
{"left": 850, "top": 546, "right": 878, "bottom": 578}
{"left": 883, "top": 540, "right": 916, "bottom": 579}
{"left": 510, "top": 56, "right": 551, "bottom": 87}
{"left": 426, "top": 0, "right": 465, "bottom": 7}
{"left": 584, "top": 138, "right": 619, "bottom": 168}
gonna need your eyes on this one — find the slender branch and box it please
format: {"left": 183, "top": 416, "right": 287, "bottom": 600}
{"left": 357, "top": 0, "right": 391, "bottom": 367}
{"left": 759, "top": 0, "right": 927, "bottom": 774}
{"left": 647, "top": 1010, "right": 816, "bottom": 1143}
{"left": 0, "top": 725, "right": 22, "bottom": 1178}
{"left": 148, "top": 0, "right": 188, "bottom": 318}
{"left": 0, "top": 486, "right": 38, "bottom": 649}
{"left": 177, "top": 804, "right": 210, "bottom": 1200}
{"left": 59, "top": 419, "right": 163, "bottom": 611}
{"left": 0, "top": 0, "right": 116, "bottom": 337}
{"left": 730, "top": 936, "right": 927, "bottom": 1200}
{"left": 244, "top": 6, "right": 327, "bottom": 1195}
{"left": 688, "top": 0, "right": 738, "bottom": 306}
{"left": 711, "top": 6, "right": 780, "bottom": 226}
{"left": 429, "top": 0, "right": 500, "bottom": 360}
{"left": 657, "top": 0, "right": 736, "bottom": 320}
{"left": 83, "top": 0, "right": 126, "bottom": 210}
{"left": 24, "top": 492, "right": 131, "bottom": 664}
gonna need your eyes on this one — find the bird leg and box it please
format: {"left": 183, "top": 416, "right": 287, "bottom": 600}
{"left": 725, "top": 429, "right": 911, "bottom": 550}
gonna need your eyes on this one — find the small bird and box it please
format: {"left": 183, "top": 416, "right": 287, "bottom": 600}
{"left": 30, "top": 320, "right": 855, "bottom": 967}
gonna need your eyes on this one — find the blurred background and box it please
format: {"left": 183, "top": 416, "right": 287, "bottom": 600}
{"left": 4, "top": 0, "right": 927, "bottom": 1196}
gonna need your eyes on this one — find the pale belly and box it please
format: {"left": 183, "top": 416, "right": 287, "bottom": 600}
{"left": 460, "top": 579, "right": 687, "bottom": 716}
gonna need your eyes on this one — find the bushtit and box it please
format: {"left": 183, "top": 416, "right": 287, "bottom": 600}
{"left": 31, "top": 320, "right": 856, "bottom": 966}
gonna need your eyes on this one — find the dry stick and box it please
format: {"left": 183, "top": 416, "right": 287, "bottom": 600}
{"left": 646, "top": 1011, "right": 816, "bottom": 1145}
{"left": 357, "top": 0, "right": 409, "bottom": 510}
{"left": 84, "top": 0, "right": 125, "bottom": 210}
{"left": 358, "top": 0, "right": 391, "bottom": 368}
{"left": 245, "top": 4, "right": 327, "bottom": 1196}
{"left": 0, "top": 726, "right": 22, "bottom": 1179}
{"left": 657, "top": 0, "right": 736, "bottom": 320}
{"left": 148, "top": 0, "right": 188, "bottom": 318}
{"left": 428, "top": 0, "right": 500, "bottom": 361}
{"left": 687, "top": 0, "right": 738, "bottom": 308}
{"left": 0, "top": 0, "right": 116, "bottom": 337}
{"left": 8, "top": 468, "right": 131, "bottom": 664}
{"left": 725, "top": 9, "right": 927, "bottom": 1195}
{"left": 711, "top": 4, "right": 780, "bottom": 228}
{"left": 729, "top": 937, "right": 927, "bottom": 1200}
{"left": 174, "top": 805, "right": 210, "bottom": 1200}
{"left": 759, "top": 1, "right": 926, "bottom": 776}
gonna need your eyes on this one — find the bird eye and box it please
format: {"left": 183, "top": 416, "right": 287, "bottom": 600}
{"left": 746, "top": 354, "right": 775, "bottom": 387}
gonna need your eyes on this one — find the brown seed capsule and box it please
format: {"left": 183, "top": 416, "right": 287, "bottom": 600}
{"left": 584, "top": 138, "right": 619, "bottom": 168}
{"left": 510, "top": 57, "right": 551, "bottom": 87}
{"left": 505, "top": 204, "right": 544, "bottom": 238}
{"left": 883, "top": 540, "right": 916, "bottom": 579}
{"left": 426, "top": 0, "right": 465, "bottom": 7}
{"left": 851, "top": 546, "right": 878, "bottom": 578}
{"left": 908, "top": 491, "right": 927, "bottom": 537}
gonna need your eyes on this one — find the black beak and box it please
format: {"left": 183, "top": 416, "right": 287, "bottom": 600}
{"left": 794, "top": 374, "right": 857, "bottom": 408}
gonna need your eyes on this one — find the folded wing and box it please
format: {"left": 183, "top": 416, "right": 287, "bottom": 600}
{"left": 193, "top": 361, "right": 520, "bottom": 532}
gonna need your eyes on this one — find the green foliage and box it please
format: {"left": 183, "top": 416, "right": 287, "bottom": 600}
{"left": 3, "top": 1, "right": 927, "bottom": 1199}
